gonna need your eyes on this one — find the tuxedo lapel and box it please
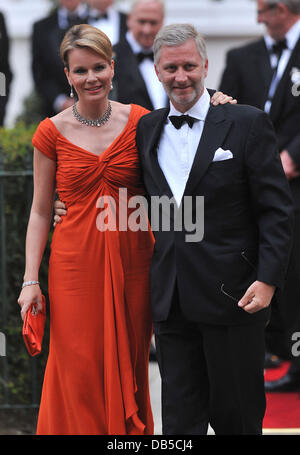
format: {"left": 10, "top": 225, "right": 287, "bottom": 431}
{"left": 255, "top": 40, "right": 274, "bottom": 106}
{"left": 184, "top": 105, "right": 232, "bottom": 197}
{"left": 143, "top": 108, "right": 174, "bottom": 199}
{"left": 121, "top": 40, "right": 154, "bottom": 109}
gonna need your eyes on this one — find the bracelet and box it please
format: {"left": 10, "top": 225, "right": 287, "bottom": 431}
{"left": 22, "top": 280, "right": 40, "bottom": 289}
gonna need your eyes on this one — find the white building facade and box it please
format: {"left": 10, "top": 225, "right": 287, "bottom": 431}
{"left": 0, "top": 0, "right": 264, "bottom": 126}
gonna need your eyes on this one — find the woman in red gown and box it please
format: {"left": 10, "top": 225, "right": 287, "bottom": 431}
{"left": 18, "top": 24, "right": 154, "bottom": 435}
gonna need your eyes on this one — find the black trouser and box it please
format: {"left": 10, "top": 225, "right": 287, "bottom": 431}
{"left": 266, "top": 212, "right": 300, "bottom": 359}
{"left": 153, "top": 290, "right": 266, "bottom": 435}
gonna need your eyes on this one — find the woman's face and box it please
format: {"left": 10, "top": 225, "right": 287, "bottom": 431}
{"left": 65, "top": 47, "right": 114, "bottom": 104}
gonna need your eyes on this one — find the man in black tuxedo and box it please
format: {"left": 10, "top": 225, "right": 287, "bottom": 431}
{"left": 219, "top": 0, "right": 300, "bottom": 391}
{"left": 136, "top": 23, "right": 293, "bottom": 434}
{"left": 0, "top": 11, "right": 13, "bottom": 126}
{"left": 112, "top": 0, "right": 168, "bottom": 110}
{"left": 86, "top": 0, "right": 128, "bottom": 46}
{"left": 32, "top": 0, "right": 90, "bottom": 118}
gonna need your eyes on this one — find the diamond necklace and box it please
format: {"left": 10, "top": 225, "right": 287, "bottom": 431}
{"left": 72, "top": 101, "right": 112, "bottom": 127}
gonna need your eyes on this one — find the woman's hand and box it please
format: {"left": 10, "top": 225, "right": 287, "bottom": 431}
{"left": 211, "top": 91, "right": 237, "bottom": 106}
{"left": 18, "top": 285, "right": 43, "bottom": 321}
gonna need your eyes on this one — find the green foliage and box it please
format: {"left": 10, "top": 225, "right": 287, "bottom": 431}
{"left": 0, "top": 122, "right": 51, "bottom": 410}
{"left": 15, "top": 91, "right": 44, "bottom": 128}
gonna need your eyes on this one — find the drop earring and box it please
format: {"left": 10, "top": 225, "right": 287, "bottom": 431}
{"left": 110, "top": 82, "right": 113, "bottom": 90}
{"left": 70, "top": 85, "right": 74, "bottom": 98}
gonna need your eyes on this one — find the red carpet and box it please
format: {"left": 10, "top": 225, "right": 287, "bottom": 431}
{"left": 263, "top": 361, "right": 300, "bottom": 433}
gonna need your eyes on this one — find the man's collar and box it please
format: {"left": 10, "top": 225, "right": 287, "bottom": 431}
{"left": 285, "top": 18, "right": 300, "bottom": 49}
{"left": 168, "top": 88, "right": 211, "bottom": 121}
{"left": 59, "top": 4, "right": 89, "bottom": 19}
{"left": 88, "top": 6, "right": 114, "bottom": 20}
{"left": 264, "top": 18, "right": 300, "bottom": 50}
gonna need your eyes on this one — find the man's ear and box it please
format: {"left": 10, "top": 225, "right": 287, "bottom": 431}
{"left": 277, "top": 2, "right": 289, "bottom": 17}
{"left": 204, "top": 59, "right": 208, "bottom": 79}
{"left": 126, "top": 13, "right": 132, "bottom": 30}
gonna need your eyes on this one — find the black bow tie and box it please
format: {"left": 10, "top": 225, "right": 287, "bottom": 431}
{"left": 169, "top": 115, "right": 198, "bottom": 129}
{"left": 136, "top": 51, "right": 154, "bottom": 63}
{"left": 90, "top": 12, "right": 108, "bottom": 21}
{"left": 271, "top": 39, "right": 287, "bottom": 57}
{"left": 66, "top": 14, "right": 83, "bottom": 28}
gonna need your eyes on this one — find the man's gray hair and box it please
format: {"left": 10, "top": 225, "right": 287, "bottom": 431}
{"left": 265, "top": 0, "right": 300, "bottom": 14}
{"left": 153, "top": 23, "right": 207, "bottom": 64}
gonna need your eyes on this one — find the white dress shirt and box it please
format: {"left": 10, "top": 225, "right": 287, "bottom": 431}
{"left": 264, "top": 19, "right": 300, "bottom": 113}
{"left": 89, "top": 7, "right": 120, "bottom": 46}
{"left": 126, "top": 31, "right": 167, "bottom": 110}
{"left": 157, "top": 88, "right": 211, "bottom": 207}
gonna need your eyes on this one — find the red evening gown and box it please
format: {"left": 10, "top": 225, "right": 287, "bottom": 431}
{"left": 31, "top": 104, "right": 154, "bottom": 435}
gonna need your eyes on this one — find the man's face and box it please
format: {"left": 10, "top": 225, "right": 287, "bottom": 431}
{"left": 86, "top": 0, "right": 113, "bottom": 12}
{"left": 257, "top": 0, "right": 286, "bottom": 40}
{"left": 127, "top": 1, "right": 164, "bottom": 49}
{"left": 155, "top": 39, "right": 208, "bottom": 113}
{"left": 59, "top": 0, "right": 82, "bottom": 11}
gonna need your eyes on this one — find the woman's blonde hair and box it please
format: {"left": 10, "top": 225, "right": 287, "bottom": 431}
{"left": 60, "top": 24, "right": 113, "bottom": 69}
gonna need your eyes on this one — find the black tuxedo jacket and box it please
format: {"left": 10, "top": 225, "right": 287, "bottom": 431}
{"left": 0, "top": 11, "right": 13, "bottom": 125}
{"left": 136, "top": 103, "right": 294, "bottom": 325}
{"left": 219, "top": 37, "right": 300, "bottom": 209}
{"left": 112, "top": 38, "right": 168, "bottom": 110}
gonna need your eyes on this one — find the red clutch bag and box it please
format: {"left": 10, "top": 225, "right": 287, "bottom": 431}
{"left": 22, "top": 295, "right": 46, "bottom": 356}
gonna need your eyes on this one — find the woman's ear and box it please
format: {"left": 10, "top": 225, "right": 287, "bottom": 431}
{"left": 64, "top": 66, "right": 71, "bottom": 85}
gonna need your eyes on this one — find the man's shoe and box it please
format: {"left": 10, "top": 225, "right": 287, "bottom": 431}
{"left": 265, "top": 373, "right": 300, "bottom": 392}
{"left": 264, "top": 352, "right": 283, "bottom": 369}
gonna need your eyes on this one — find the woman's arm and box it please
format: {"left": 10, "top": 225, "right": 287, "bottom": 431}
{"left": 18, "top": 148, "right": 56, "bottom": 319}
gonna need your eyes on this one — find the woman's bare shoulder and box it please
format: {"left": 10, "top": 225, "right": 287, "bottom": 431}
{"left": 49, "top": 107, "right": 73, "bottom": 131}
{"left": 111, "top": 101, "right": 132, "bottom": 122}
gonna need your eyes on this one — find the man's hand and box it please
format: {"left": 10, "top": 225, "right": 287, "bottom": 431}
{"left": 280, "top": 150, "right": 300, "bottom": 180}
{"left": 53, "top": 199, "right": 67, "bottom": 227}
{"left": 211, "top": 91, "right": 237, "bottom": 106}
{"left": 238, "top": 281, "right": 275, "bottom": 314}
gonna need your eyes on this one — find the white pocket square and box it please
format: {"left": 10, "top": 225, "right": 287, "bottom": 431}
{"left": 212, "top": 147, "right": 233, "bottom": 162}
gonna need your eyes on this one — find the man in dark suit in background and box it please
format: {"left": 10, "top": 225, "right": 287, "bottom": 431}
{"left": 86, "top": 0, "right": 128, "bottom": 46}
{"left": 0, "top": 10, "right": 13, "bottom": 126}
{"left": 32, "top": 0, "right": 89, "bottom": 118}
{"left": 136, "top": 22, "right": 293, "bottom": 434}
{"left": 219, "top": 0, "right": 300, "bottom": 391}
{"left": 112, "top": 0, "right": 168, "bottom": 110}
